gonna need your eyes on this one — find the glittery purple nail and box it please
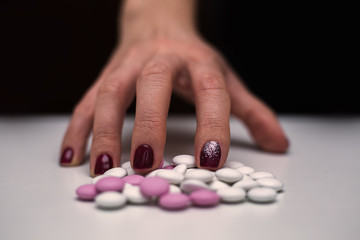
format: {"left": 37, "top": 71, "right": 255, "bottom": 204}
{"left": 200, "top": 141, "right": 221, "bottom": 168}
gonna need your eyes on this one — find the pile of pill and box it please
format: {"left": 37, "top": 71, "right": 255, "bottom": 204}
{"left": 75, "top": 155, "right": 284, "bottom": 210}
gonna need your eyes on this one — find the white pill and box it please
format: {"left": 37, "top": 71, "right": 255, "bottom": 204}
{"left": 232, "top": 179, "right": 260, "bottom": 191}
{"left": 173, "top": 164, "right": 187, "bottom": 175}
{"left": 217, "top": 187, "right": 246, "bottom": 203}
{"left": 224, "top": 161, "right": 244, "bottom": 169}
{"left": 91, "top": 175, "right": 110, "bottom": 184}
{"left": 104, "top": 167, "right": 127, "bottom": 178}
{"left": 236, "top": 166, "right": 255, "bottom": 175}
{"left": 247, "top": 187, "right": 277, "bottom": 203}
{"left": 184, "top": 169, "right": 214, "bottom": 182}
{"left": 156, "top": 169, "right": 184, "bottom": 185}
{"left": 146, "top": 169, "right": 160, "bottom": 178}
{"left": 169, "top": 184, "right": 181, "bottom": 194}
{"left": 171, "top": 155, "right": 196, "bottom": 168}
{"left": 180, "top": 179, "right": 210, "bottom": 194}
{"left": 123, "top": 184, "right": 150, "bottom": 204}
{"left": 121, "top": 161, "right": 131, "bottom": 169}
{"left": 250, "top": 171, "right": 275, "bottom": 180}
{"left": 209, "top": 180, "right": 230, "bottom": 191}
{"left": 257, "top": 177, "right": 284, "bottom": 191}
{"left": 126, "top": 167, "right": 135, "bottom": 176}
{"left": 95, "top": 191, "right": 127, "bottom": 209}
{"left": 242, "top": 175, "right": 253, "bottom": 181}
{"left": 215, "top": 168, "right": 243, "bottom": 183}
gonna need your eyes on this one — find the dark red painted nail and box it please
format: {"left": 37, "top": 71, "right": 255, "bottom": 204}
{"left": 60, "top": 147, "right": 74, "bottom": 164}
{"left": 95, "top": 154, "right": 113, "bottom": 175}
{"left": 133, "top": 144, "right": 154, "bottom": 169}
{"left": 200, "top": 141, "right": 221, "bottom": 168}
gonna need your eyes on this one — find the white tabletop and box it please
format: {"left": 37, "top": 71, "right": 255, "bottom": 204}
{"left": 0, "top": 116, "right": 359, "bottom": 240}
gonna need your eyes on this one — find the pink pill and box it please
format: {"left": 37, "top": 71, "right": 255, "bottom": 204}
{"left": 123, "top": 175, "right": 145, "bottom": 186}
{"left": 159, "top": 193, "right": 190, "bottom": 210}
{"left": 140, "top": 177, "right": 170, "bottom": 197}
{"left": 95, "top": 176, "right": 125, "bottom": 192}
{"left": 162, "top": 165, "right": 175, "bottom": 170}
{"left": 189, "top": 189, "right": 220, "bottom": 207}
{"left": 76, "top": 184, "right": 98, "bottom": 200}
{"left": 158, "top": 158, "right": 165, "bottom": 169}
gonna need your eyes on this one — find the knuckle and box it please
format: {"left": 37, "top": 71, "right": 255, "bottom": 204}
{"left": 93, "top": 129, "right": 119, "bottom": 143}
{"left": 73, "top": 101, "right": 93, "bottom": 121}
{"left": 97, "top": 79, "right": 125, "bottom": 98}
{"left": 197, "top": 73, "right": 225, "bottom": 92}
{"left": 135, "top": 111, "right": 163, "bottom": 131}
{"left": 200, "top": 116, "right": 227, "bottom": 131}
{"left": 140, "top": 61, "right": 171, "bottom": 85}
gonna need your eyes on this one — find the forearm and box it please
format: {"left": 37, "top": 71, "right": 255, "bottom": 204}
{"left": 119, "top": 0, "right": 197, "bottom": 44}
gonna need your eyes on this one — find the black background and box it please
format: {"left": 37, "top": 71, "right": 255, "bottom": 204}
{"left": 0, "top": 0, "right": 357, "bottom": 115}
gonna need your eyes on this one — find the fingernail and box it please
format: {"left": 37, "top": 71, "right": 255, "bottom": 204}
{"left": 200, "top": 141, "right": 221, "bottom": 168}
{"left": 95, "top": 153, "right": 113, "bottom": 175}
{"left": 133, "top": 144, "right": 154, "bottom": 169}
{"left": 60, "top": 147, "right": 74, "bottom": 164}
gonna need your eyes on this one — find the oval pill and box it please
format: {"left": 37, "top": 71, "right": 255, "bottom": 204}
{"left": 224, "top": 161, "right": 244, "bottom": 169}
{"left": 91, "top": 175, "right": 110, "bottom": 184}
{"left": 123, "top": 175, "right": 145, "bottom": 186}
{"left": 209, "top": 180, "right": 230, "bottom": 191}
{"left": 95, "top": 176, "right": 125, "bottom": 192}
{"left": 95, "top": 191, "right": 127, "bottom": 209}
{"left": 76, "top": 184, "right": 98, "bottom": 200}
{"left": 156, "top": 169, "right": 184, "bottom": 185}
{"left": 173, "top": 164, "right": 187, "bottom": 175}
{"left": 140, "top": 177, "right": 170, "bottom": 197}
{"left": 123, "top": 184, "right": 150, "bottom": 204}
{"left": 236, "top": 166, "right": 255, "bottom": 175}
{"left": 121, "top": 161, "right": 131, "bottom": 169}
{"left": 159, "top": 193, "right": 190, "bottom": 210}
{"left": 217, "top": 187, "right": 246, "bottom": 203}
{"left": 247, "top": 187, "right": 277, "bottom": 203}
{"left": 250, "top": 171, "right": 275, "bottom": 180}
{"left": 232, "top": 179, "right": 260, "bottom": 191}
{"left": 215, "top": 168, "right": 243, "bottom": 183}
{"left": 169, "top": 184, "right": 181, "bottom": 193}
{"left": 190, "top": 189, "right": 220, "bottom": 207}
{"left": 256, "top": 177, "right": 284, "bottom": 191}
{"left": 180, "top": 179, "right": 210, "bottom": 194}
{"left": 171, "top": 155, "right": 196, "bottom": 168}
{"left": 184, "top": 169, "right": 214, "bottom": 182}
{"left": 104, "top": 167, "right": 127, "bottom": 178}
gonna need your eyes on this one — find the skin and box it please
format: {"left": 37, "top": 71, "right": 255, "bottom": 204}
{"left": 60, "top": 0, "right": 289, "bottom": 176}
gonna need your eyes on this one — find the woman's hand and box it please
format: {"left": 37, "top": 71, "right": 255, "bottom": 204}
{"left": 59, "top": 0, "right": 289, "bottom": 176}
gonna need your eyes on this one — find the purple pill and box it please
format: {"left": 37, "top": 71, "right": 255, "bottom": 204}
{"left": 140, "top": 177, "right": 169, "bottom": 197}
{"left": 95, "top": 176, "right": 125, "bottom": 192}
{"left": 123, "top": 175, "right": 145, "bottom": 186}
{"left": 189, "top": 189, "right": 220, "bottom": 207}
{"left": 159, "top": 193, "right": 190, "bottom": 210}
{"left": 162, "top": 165, "right": 175, "bottom": 170}
{"left": 76, "top": 184, "right": 98, "bottom": 200}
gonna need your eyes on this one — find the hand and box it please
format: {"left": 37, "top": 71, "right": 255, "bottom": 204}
{"left": 59, "top": 0, "right": 289, "bottom": 176}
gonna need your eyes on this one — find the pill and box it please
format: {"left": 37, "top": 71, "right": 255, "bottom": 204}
{"left": 184, "top": 169, "right": 214, "bottom": 182}
{"left": 159, "top": 193, "right": 190, "bottom": 210}
{"left": 121, "top": 161, "right": 131, "bottom": 169}
{"left": 95, "top": 176, "right": 125, "bottom": 192}
{"left": 91, "top": 175, "right": 110, "bottom": 184}
{"left": 242, "top": 175, "right": 253, "bottom": 181}
{"left": 190, "top": 189, "right": 220, "bottom": 207}
{"left": 123, "top": 175, "right": 145, "bottom": 186}
{"left": 209, "top": 180, "right": 230, "bottom": 191}
{"left": 156, "top": 169, "right": 184, "bottom": 185}
{"left": 171, "top": 155, "right": 196, "bottom": 168}
{"left": 215, "top": 168, "right": 243, "bottom": 183}
{"left": 250, "top": 171, "right": 275, "bottom": 180}
{"left": 146, "top": 169, "right": 161, "bottom": 178}
{"left": 173, "top": 164, "right": 187, "bottom": 175}
{"left": 162, "top": 165, "right": 175, "bottom": 170}
{"left": 126, "top": 167, "right": 135, "bottom": 176}
{"left": 236, "top": 166, "right": 255, "bottom": 175}
{"left": 247, "top": 187, "right": 277, "bottom": 203}
{"left": 123, "top": 184, "right": 150, "bottom": 204}
{"left": 95, "top": 191, "right": 127, "bottom": 209}
{"left": 256, "top": 177, "right": 284, "bottom": 191}
{"left": 76, "top": 184, "right": 98, "bottom": 200}
{"left": 169, "top": 185, "right": 181, "bottom": 194}
{"left": 104, "top": 167, "right": 127, "bottom": 178}
{"left": 140, "top": 177, "right": 170, "bottom": 197}
{"left": 232, "top": 179, "right": 260, "bottom": 191}
{"left": 224, "top": 160, "right": 244, "bottom": 169}
{"left": 217, "top": 188, "right": 246, "bottom": 203}
{"left": 180, "top": 179, "right": 210, "bottom": 194}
